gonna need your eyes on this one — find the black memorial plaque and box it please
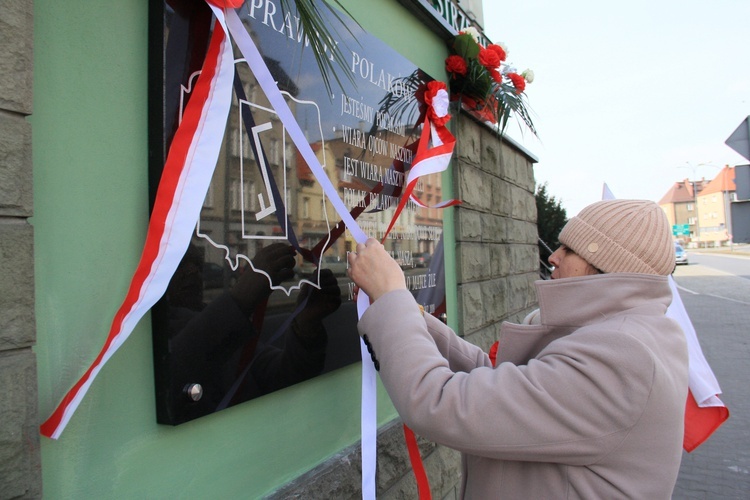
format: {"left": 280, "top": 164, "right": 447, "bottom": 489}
{"left": 149, "top": 0, "right": 447, "bottom": 424}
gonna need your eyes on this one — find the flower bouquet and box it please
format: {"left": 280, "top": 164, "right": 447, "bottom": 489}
{"left": 445, "top": 27, "right": 535, "bottom": 134}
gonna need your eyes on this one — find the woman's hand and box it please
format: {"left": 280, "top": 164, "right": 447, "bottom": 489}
{"left": 347, "top": 238, "right": 407, "bottom": 302}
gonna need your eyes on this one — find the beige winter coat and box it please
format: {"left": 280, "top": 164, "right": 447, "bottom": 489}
{"left": 358, "top": 273, "right": 688, "bottom": 499}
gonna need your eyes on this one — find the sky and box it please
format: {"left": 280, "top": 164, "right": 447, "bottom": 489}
{"left": 481, "top": 0, "right": 750, "bottom": 216}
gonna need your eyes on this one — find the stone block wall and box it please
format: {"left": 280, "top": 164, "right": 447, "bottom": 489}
{"left": 0, "top": 2, "right": 42, "bottom": 498}
{"left": 269, "top": 111, "right": 539, "bottom": 498}
{"left": 453, "top": 114, "right": 539, "bottom": 352}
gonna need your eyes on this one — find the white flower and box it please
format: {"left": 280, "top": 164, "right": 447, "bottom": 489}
{"left": 521, "top": 69, "right": 535, "bottom": 83}
{"left": 433, "top": 89, "right": 450, "bottom": 118}
{"left": 462, "top": 27, "right": 480, "bottom": 42}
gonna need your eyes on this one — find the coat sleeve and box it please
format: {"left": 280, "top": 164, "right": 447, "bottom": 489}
{"left": 358, "top": 289, "right": 655, "bottom": 465}
{"left": 422, "top": 312, "right": 492, "bottom": 372}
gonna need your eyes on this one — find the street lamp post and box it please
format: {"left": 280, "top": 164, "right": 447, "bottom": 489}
{"left": 678, "top": 163, "right": 701, "bottom": 245}
{"left": 678, "top": 162, "right": 719, "bottom": 248}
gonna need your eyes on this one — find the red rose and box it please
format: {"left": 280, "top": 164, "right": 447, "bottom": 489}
{"left": 486, "top": 44, "right": 506, "bottom": 62}
{"left": 508, "top": 72, "right": 526, "bottom": 94}
{"left": 478, "top": 47, "right": 501, "bottom": 69}
{"left": 445, "top": 55, "right": 468, "bottom": 78}
{"left": 489, "top": 68, "right": 503, "bottom": 83}
{"left": 424, "top": 80, "right": 448, "bottom": 103}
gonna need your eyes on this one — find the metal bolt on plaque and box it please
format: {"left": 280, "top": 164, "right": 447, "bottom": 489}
{"left": 184, "top": 383, "right": 203, "bottom": 402}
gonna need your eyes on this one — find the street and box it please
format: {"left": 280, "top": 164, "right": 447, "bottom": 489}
{"left": 671, "top": 250, "right": 750, "bottom": 499}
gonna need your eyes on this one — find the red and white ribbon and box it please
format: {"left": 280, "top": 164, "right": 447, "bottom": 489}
{"left": 666, "top": 277, "right": 729, "bottom": 452}
{"left": 383, "top": 82, "right": 460, "bottom": 238}
{"left": 40, "top": 7, "right": 236, "bottom": 439}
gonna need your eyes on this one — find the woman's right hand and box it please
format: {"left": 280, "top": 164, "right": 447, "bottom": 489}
{"left": 347, "top": 238, "right": 406, "bottom": 302}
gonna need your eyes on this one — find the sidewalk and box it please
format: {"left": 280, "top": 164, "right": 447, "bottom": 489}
{"left": 690, "top": 243, "right": 750, "bottom": 257}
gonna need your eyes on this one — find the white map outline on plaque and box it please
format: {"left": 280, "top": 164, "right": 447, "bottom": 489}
{"left": 180, "top": 60, "right": 332, "bottom": 296}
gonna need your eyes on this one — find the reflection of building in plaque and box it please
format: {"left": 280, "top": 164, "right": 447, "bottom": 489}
{"left": 295, "top": 141, "right": 348, "bottom": 273}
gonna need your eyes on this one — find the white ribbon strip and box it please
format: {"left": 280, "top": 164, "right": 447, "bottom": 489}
{"left": 666, "top": 276, "right": 725, "bottom": 407}
{"left": 405, "top": 124, "right": 450, "bottom": 182}
{"left": 358, "top": 292, "right": 377, "bottom": 500}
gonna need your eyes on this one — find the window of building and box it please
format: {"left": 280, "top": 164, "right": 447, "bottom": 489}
{"left": 242, "top": 130, "right": 251, "bottom": 159}
{"left": 229, "top": 127, "right": 240, "bottom": 158}
{"left": 285, "top": 141, "right": 295, "bottom": 165}
{"left": 203, "top": 183, "right": 215, "bottom": 209}
{"left": 270, "top": 139, "right": 280, "bottom": 165}
{"left": 230, "top": 178, "right": 256, "bottom": 211}
{"left": 244, "top": 180, "right": 256, "bottom": 211}
{"left": 230, "top": 179, "right": 241, "bottom": 210}
{"left": 303, "top": 197, "right": 310, "bottom": 219}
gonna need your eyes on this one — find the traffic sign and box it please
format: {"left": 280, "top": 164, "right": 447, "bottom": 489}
{"left": 726, "top": 116, "right": 750, "bottom": 161}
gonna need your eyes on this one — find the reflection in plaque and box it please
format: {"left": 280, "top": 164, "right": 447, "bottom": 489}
{"left": 150, "top": 0, "right": 448, "bottom": 424}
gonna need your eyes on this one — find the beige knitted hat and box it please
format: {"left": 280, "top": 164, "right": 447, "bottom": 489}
{"left": 558, "top": 199, "right": 675, "bottom": 275}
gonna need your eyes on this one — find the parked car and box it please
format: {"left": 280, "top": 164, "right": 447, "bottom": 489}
{"left": 674, "top": 242, "right": 688, "bottom": 265}
{"left": 413, "top": 252, "right": 432, "bottom": 268}
{"left": 321, "top": 255, "right": 348, "bottom": 275}
{"left": 202, "top": 262, "right": 225, "bottom": 289}
{"left": 297, "top": 254, "right": 348, "bottom": 278}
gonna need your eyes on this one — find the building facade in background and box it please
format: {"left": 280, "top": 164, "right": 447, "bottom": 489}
{"left": 697, "top": 166, "right": 736, "bottom": 247}
{"left": 659, "top": 166, "right": 740, "bottom": 248}
{"left": 659, "top": 179, "right": 707, "bottom": 243}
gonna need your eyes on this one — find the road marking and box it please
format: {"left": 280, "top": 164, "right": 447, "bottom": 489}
{"left": 692, "top": 251, "right": 750, "bottom": 260}
{"left": 676, "top": 283, "right": 750, "bottom": 305}
{"left": 704, "top": 293, "right": 750, "bottom": 306}
{"left": 675, "top": 284, "right": 699, "bottom": 295}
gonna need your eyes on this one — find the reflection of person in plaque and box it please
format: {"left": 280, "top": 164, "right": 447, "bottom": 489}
{"left": 165, "top": 242, "right": 341, "bottom": 419}
{"left": 348, "top": 200, "right": 688, "bottom": 498}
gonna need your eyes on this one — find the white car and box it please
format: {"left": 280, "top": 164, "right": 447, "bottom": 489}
{"left": 674, "top": 242, "right": 688, "bottom": 265}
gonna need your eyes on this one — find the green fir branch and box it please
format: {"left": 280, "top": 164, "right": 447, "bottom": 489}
{"left": 280, "top": 0, "right": 359, "bottom": 96}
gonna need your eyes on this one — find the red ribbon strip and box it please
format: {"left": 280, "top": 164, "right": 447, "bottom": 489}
{"left": 404, "top": 424, "right": 432, "bottom": 500}
{"left": 205, "top": 0, "right": 243, "bottom": 7}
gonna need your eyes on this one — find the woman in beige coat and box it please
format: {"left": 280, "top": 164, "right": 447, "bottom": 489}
{"left": 349, "top": 199, "right": 688, "bottom": 499}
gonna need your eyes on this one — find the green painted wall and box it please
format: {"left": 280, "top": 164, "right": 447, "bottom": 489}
{"left": 32, "top": 0, "right": 454, "bottom": 497}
